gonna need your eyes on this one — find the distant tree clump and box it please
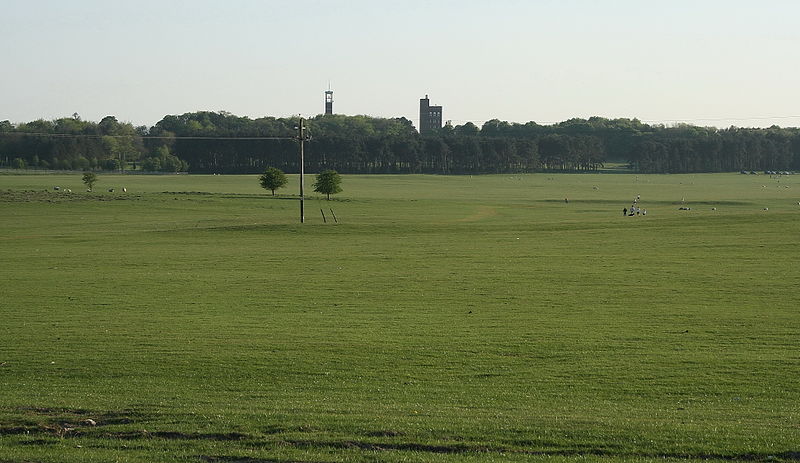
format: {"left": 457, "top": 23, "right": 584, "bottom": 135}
{"left": 259, "top": 167, "right": 288, "bottom": 195}
{"left": 313, "top": 170, "right": 342, "bottom": 200}
{"left": 82, "top": 172, "right": 98, "bottom": 191}
{"left": 141, "top": 146, "right": 188, "bottom": 172}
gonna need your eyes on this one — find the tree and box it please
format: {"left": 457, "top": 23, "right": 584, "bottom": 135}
{"left": 98, "top": 115, "right": 122, "bottom": 135}
{"left": 141, "top": 157, "right": 161, "bottom": 171}
{"left": 313, "top": 170, "right": 342, "bottom": 200}
{"left": 72, "top": 156, "right": 90, "bottom": 171}
{"left": 259, "top": 167, "right": 288, "bottom": 196}
{"left": 82, "top": 172, "right": 98, "bottom": 191}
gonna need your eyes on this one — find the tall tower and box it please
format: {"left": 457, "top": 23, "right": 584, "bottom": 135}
{"left": 324, "top": 85, "right": 334, "bottom": 115}
{"left": 419, "top": 95, "right": 429, "bottom": 132}
{"left": 419, "top": 94, "right": 442, "bottom": 134}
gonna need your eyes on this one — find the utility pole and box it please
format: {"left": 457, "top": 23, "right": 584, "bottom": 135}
{"left": 298, "top": 117, "right": 306, "bottom": 223}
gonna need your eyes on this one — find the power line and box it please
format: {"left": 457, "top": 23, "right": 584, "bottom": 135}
{"left": 3, "top": 114, "right": 800, "bottom": 140}
{"left": 445, "top": 114, "right": 800, "bottom": 126}
{"left": 642, "top": 115, "right": 800, "bottom": 123}
{"left": 0, "top": 132, "right": 296, "bottom": 140}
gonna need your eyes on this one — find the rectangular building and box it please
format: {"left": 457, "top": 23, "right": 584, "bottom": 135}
{"left": 419, "top": 94, "right": 442, "bottom": 134}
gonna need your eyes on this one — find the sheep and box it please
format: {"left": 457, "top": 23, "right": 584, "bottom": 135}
{"left": 53, "top": 186, "right": 60, "bottom": 191}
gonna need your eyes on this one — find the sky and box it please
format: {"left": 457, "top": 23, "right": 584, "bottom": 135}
{"left": 2, "top": 0, "right": 799, "bottom": 129}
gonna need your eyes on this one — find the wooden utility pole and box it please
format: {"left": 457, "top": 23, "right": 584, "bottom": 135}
{"left": 299, "top": 118, "right": 305, "bottom": 223}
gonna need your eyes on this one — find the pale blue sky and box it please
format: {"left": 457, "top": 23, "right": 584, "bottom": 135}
{"left": 2, "top": 0, "right": 799, "bottom": 128}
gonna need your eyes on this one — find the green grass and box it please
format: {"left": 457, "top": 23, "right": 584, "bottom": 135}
{"left": 1, "top": 172, "right": 799, "bottom": 462}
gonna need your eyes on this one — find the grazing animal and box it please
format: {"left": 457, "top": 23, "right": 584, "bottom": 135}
{"left": 122, "top": 187, "right": 127, "bottom": 192}
{"left": 108, "top": 188, "right": 114, "bottom": 192}
{"left": 53, "top": 186, "right": 60, "bottom": 191}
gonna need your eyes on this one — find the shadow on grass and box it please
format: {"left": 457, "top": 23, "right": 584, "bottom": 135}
{"left": 163, "top": 191, "right": 351, "bottom": 202}
{"left": 4, "top": 415, "right": 798, "bottom": 462}
{"left": 0, "top": 190, "right": 143, "bottom": 203}
{"left": 283, "top": 440, "right": 800, "bottom": 461}
{"left": 199, "top": 457, "right": 331, "bottom": 463}
{"left": 539, "top": 199, "right": 755, "bottom": 206}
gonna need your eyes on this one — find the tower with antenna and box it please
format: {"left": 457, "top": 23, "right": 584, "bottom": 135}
{"left": 324, "top": 83, "right": 334, "bottom": 115}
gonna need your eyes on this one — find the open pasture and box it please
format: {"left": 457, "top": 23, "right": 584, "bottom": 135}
{"left": 1, "top": 172, "right": 799, "bottom": 462}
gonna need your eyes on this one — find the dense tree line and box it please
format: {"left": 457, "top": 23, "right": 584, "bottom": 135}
{"left": 2, "top": 112, "right": 799, "bottom": 174}
{"left": 0, "top": 114, "right": 186, "bottom": 172}
{"left": 627, "top": 124, "right": 800, "bottom": 173}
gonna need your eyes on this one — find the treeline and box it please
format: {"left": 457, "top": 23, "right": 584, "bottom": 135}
{"left": 148, "top": 113, "right": 613, "bottom": 174}
{"left": 628, "top": 124, "right": 800, "bottom": 173}
{"left": 0, "top": 115, "right": 187, "bottom": 172}
{"left": 2, "top": 112, "right": 800, "bottom": 174}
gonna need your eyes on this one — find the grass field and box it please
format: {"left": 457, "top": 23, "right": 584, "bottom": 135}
{"left": 1, "top": 171, "right": 799, "bottom": 462}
